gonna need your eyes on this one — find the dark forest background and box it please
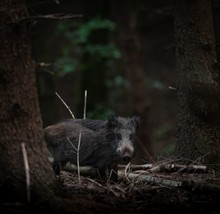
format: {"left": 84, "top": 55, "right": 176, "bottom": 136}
{"left": 27, "top": 0, "right": 220, "bottom": 160}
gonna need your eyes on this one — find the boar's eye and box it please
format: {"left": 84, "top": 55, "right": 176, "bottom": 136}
{"left": 116, "top": 133, "right": 122, "bottom": 140}
{"left": 129, "top": 134, "right": 134, "bottom": 140}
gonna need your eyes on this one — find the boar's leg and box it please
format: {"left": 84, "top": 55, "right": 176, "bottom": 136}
{"left": 108, "top": 160, "right": 118, "bottom": 182}
{"left": 108, "top": 169, "right": 118, "bottom": 182}
{"left": 52, "top": 161, "right": 61, "bottom": 175}
{"left": 52, "top": 160, "right": 67, "bottom": 175}
{"left": 88, "top": 167, "right": 107, "bottom": 182}
{"left": 88, "top": 167, "right": 99, "bottom": 178}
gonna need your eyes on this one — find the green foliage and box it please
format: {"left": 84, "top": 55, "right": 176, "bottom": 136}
{"left": 56, "top": 18, "right": 121, "bottom": 76}
{"left": 56, "top": 56, "right": 79, "bottom": 76}
{"left": 70, "top": 18, "right": 116, "bottom": 44}
{"left": 106, "top": 75, "right": 129, "bottom": 88}
{"left": 145, "top": 79, "right": 166, "bottom": 90}
{"left": 83, "top": 43, "right": 121, "bottom": 58}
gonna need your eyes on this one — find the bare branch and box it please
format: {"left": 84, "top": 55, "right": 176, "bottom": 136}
{"left": 119, "top": 163, "right": 207, "bottom": 173}
{"left": 66, "top": 137, "right": 77, "bottom": 152}
{"left": 118, "top": 164, "right": 153, "bottom": 170}
{"left": 21, "top": 13, "right": 83, "bottom": 22}
{"left": 55, "top": 92, "right": 75, "bottom": 119}
{"left": 118, "top": 171, "right": 182, "bottom": 188}
{"left": 83, "top": 90, "right": 87, "bottom": 119}
{"left": 87, "top": 178, "right": 107, "bottom": 190}
{"left": 77, "top": 131, "right": 82, "bottom": 186}
{"left": 64, "top": 163, "right": 91, "bottom": 174}
{"left": 21, "top": 143, "right": 30, "bottom": 202}
{"left": 149, "top": 164, "right": 207, "bottom": 173}
{"left": 66, "top": 136, "right": 82, "bottom": 186}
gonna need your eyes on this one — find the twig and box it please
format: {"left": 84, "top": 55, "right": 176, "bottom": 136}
{"left": 66, "top": 137, "right": 77, "bottom": 152}
{"left": 21, "top": 143, "right": 30, "bottom": 202}
{"left": 168, "top": 86, "right": 176, "bottom": 90}
{"left": 83, "top": 90, "right": 87, "bottom": 119}
{"left": 119, "top": 170, "right": 220, "bottom": 191}
{"left": 124, "top": 162, "right": 131, "bottom": 181}
{"left": 77, "top": 131, "right": 82, "bottom": 186}
{"left": 118, "top": 171, "right": 182, "bottom": 188}
{"left": 21, "top": 13, "right": 83, "bottom": 22}
{"left": 113, "top": 185, "right": 126, "bottom": 194}
{"left": 118, "top": 164, "right": 153, "bottom": 170}
{"left": 62, "top": 162, "right": 92, "bottom": 175}
{"left": 149, "top": 164, "right": 207, "bottom": 173}
{"left": 55, "top": 92, "right": 75, "bottom": 118}
{"left": 66, "top": 136, "right": 82, "bottom": 186}
{"left": 118, "top": 163, "right": 207, "bottom": 173}
{"left": 87, "top": 178, "right": 121, "bottom": 196}
{"left": 87, "top": 177, "right": 107, "bottom": 190}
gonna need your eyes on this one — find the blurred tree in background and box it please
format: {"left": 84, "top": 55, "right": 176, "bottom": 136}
{"left": 110, "top": 0, "right": 153, "bottom": 162}
{"left": 57, "top": 17, "right": 121, "bottom": 118}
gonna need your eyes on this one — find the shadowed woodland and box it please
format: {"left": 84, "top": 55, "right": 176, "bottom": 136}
{"left": 0, "top": 0, "right": 220, "bottom": 213}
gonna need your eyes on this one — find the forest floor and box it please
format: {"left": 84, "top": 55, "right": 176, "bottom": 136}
{"left": 1, "top": 161, "right": 220, "bottom": 214}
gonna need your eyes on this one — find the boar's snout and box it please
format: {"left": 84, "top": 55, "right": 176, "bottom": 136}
{"left": 122, "top": 154, "right": 132, "bottom": 163}
{"left": 117, "top": 147, "right": 133, "bottom": 163}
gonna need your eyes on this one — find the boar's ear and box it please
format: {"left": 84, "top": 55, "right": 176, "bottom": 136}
{"left": 107, "top": 116, "right": 118, "bottom": 129}
{"left": 131, "top": 115, "right": 140, "bottom": 129}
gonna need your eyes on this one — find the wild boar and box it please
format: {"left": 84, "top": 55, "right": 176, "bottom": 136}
{"left": 44, "top": 116, "right": 139, "bottom": 182}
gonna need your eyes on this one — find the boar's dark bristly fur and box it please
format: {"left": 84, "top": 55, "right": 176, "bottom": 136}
{"left": 44, "top": 116, "right": 139, "bottom": 182}
{"left": 44, "top": 123, "right": 119, "bottom": 181}
{"left": 63, "top": 116, "right": 140, "bottom": 163}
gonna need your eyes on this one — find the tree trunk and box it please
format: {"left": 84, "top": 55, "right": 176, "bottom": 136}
{"left": 174, "top": 0, "right": 220, "bottom": 166}
{"left": 110, "top": 0, "right": 153, "bottom": 162}
{"left": 0, "top": 0, "right": 59, "bottom": 202}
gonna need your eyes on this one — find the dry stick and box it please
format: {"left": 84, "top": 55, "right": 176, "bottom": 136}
{"left": 21, "top": 143, "right": 30, "bottom": 202}
{"left": 87, "top": 178, "right": 120, "bottom": 197}
{"left": 55, "top": 92, "right": 81, "bottom": 184}
{"left": 149, "top": 164, "right": 207, "bottom": 173}
{"left": 124, "top": 162, "right": 131, "bottom": 181}
{"left": 118, "top": 171, "right": 182, "bottom": 188}
{"left": 77, "top": 131, "right": 82, "bottom": 186}
{"left": 83, "top": 90, "right": 87, "bottom": 119}
{"left": 67, "top": 137, "right": 77, "bottom": 152}
{"left": 56, "top": 90, "right": 87, "bottom": 184}
{"left": 87, "top": 177, "right": 107, "bottom": 190}
{"left": 66, "top": 137, "right": 81, "bottom": 186}
{"left": 76, "top": 89, "right": 87, "bottom": 184}
{"left": 55, "top": 92, "right": 75, "bottom": 119}
{"left": 21, "top": 13, "right": 83, "bottom": 21}
{"left": 63, "top": 163, "right": 91, "bottom": 175}
{"left": 119, "top": 163, "right": 207, "bottom": 173}
{"left": 76, "top": 90, "right": 87, "bottom": 183}
{"left": 118, "top": 164, "right": 153, "bottom": 170}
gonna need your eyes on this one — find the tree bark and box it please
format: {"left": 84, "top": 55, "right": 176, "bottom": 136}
{"left": 110, "top": 0, "right": 153, "bottom": 162}
{"left": 174, "top": 0, "right": 220, "bottom": 166}
{"left": 0, "top": 0, "right": 59, "bottom": 202}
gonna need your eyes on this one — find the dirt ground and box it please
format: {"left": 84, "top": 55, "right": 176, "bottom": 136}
{"left": 59, "top": 166, "right": 220, "bottom": 214}
{"left": 1, "top": 163, "right": 220, "bottom": 214}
